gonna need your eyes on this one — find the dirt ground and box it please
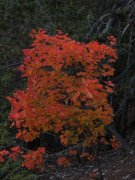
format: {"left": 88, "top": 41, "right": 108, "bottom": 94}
{"left": 39, "top": 132, "right": 135, "bottom": 180}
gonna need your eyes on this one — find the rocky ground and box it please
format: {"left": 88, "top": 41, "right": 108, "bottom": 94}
{"left": 39, "top": 132, "right": 135, "bottom": 180}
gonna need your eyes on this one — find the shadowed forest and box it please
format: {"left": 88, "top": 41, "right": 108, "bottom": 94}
{"left": 0, "top": 0, "right": 135, "bottom": 179}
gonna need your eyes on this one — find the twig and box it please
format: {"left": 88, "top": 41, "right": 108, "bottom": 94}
{"left": 85, "top": 13, "right": 110, "bottom": 40}
{"left": 45, "top": 142, "right": 82, "bottom": 159}
{"left": 121, "top": 24, "right": 130, "bottom": 37}
{"left": 0, "top": 62, "right": 22, "bottom": 71}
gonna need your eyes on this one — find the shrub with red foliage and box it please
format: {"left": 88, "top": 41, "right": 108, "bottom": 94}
{"left": 3, "top": 29, "right": 118, "bottom": 170}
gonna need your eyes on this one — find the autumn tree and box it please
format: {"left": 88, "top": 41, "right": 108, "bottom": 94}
{"left": 2, "top": 29, "right": 118, "bottom": 169}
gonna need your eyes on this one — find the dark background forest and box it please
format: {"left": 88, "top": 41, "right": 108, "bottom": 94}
{"left": 0, "top": 0, "right": 135, "bottom": 179}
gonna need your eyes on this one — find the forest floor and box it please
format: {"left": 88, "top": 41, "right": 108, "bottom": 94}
{"left": 40, "top": 131, "right": 135, "bottom": 180}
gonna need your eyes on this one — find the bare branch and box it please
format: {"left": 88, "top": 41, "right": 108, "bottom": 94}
{"left": 85, "top": 13, "right": 110, "bottom": 40}
{"left": 45, "top": 142, "right": 82, "bottom": 159}
{"left": 0, "top": 62, "right": 22, "bottom": 71}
